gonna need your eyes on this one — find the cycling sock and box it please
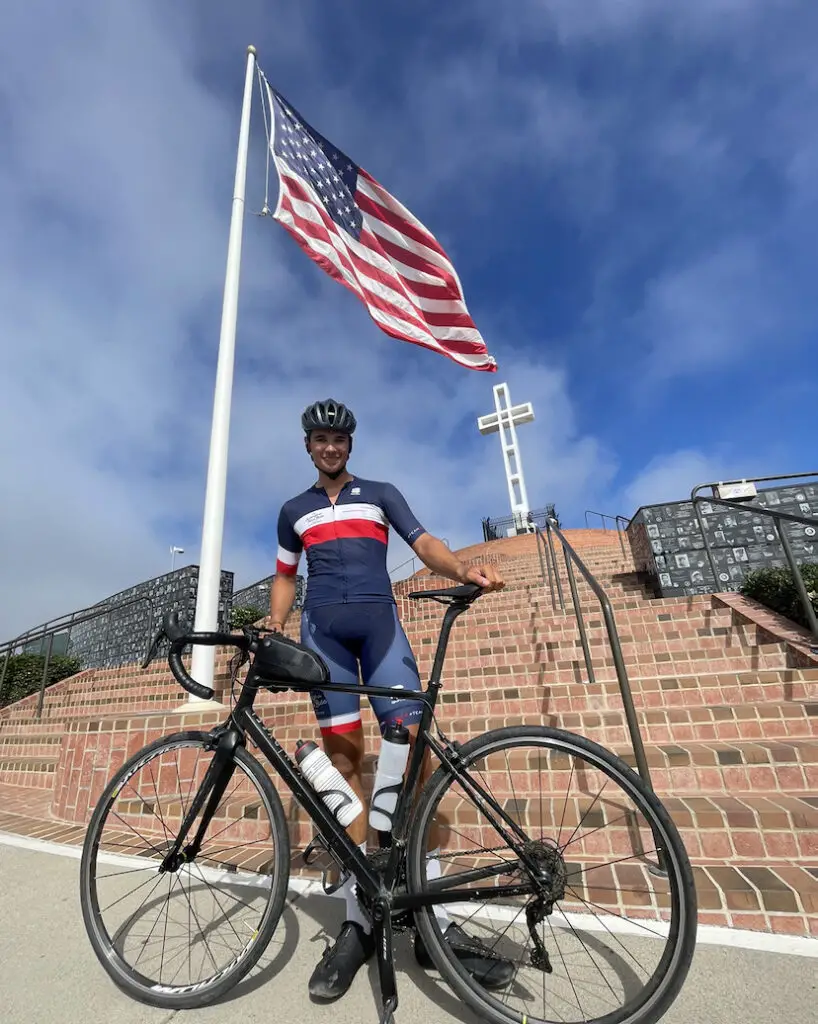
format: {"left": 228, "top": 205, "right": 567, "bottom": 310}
{"left": 426, "top": 848, "right": 452, "bottom": 930}
{"left": 341, "top": 842, "right": 371, "bottom": 934}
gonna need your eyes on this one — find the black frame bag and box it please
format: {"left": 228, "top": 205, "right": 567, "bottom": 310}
{"left": 248, "top": 631, "right": 329, "bottom": 691}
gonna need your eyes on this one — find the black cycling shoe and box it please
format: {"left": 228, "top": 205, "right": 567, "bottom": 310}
{"left": 308, "top": 920, "right": 375, "bottom": 1001}
{"left": 414, "top": 921, "right": 515, "bottom": 990}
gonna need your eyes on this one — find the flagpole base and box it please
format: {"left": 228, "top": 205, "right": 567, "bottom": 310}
{"left": 172, "top": 698, "right": 225, "bottom": 714}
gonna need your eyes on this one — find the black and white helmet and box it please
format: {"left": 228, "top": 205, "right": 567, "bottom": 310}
{"left": 301, "top": 399, "right": 357, "bottom": 436}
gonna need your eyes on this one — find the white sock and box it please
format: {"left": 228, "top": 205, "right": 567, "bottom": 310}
{"left": 340, "top": 842, "right": 371, "bottom": 934}
{"left": 426, "top": 848, "right": 452, "bottom": 931}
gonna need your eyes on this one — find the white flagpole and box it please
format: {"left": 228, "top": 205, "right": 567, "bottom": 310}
{"left": 185, "top": 45, "right": 258, "bottom": 705}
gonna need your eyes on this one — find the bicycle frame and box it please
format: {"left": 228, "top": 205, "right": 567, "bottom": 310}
{"left": 167, "top": 596, "right": 540, "bottom": 905}
{"left": 157, "top": 591, "right": 542, "bottom": 1022}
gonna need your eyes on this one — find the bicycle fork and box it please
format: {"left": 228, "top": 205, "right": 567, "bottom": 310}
{"left": 157, "top": 726, "right": 242, "bottom": 872}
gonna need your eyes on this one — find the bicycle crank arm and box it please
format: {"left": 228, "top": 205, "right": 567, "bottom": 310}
{"left": 372, "top": 902, "right": 398, "bottom": 1021}
{"left": 378, "top": 995, "right": 397, "bottom": 1024}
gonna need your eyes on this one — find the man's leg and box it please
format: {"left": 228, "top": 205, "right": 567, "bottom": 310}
{"left": 365, "top": 605, "right": 515, "bottom": 990}
{"left": 300, "top": 608, "right": 374, "bottom": 1001}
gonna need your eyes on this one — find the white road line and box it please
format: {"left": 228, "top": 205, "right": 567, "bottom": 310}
{"left": 2, "top": 829, "right": 816, "bottom": 959}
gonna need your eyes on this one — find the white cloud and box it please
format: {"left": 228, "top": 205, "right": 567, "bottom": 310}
{"left": 619, "top": 449, "right": 736, "bottom": 512}
{"left": 0, "top": 2, "right": 612, "bottom": 638}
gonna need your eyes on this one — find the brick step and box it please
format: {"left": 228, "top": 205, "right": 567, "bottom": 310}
{"left": 408, "top": 602, "right": 733, "bottom": 635}
{"left": 0, "top": 789, "right": 812, "bottom": 935}
{"left": 3, "top": 661, "right": 802, "bottom": 730}
{"left": 250, "top": 713, "right": 818, "bottom": 792}
{"left": 402, "top": 595, "right": 718, "bottom": 631}
{"left": 403, "top": 611, "right": 738, "bottom": 646}
{"left": 550, "top": 700, "right": 818, "bottom": 745}
{"left": 0, "top": 756, "right": 58, "bottom": 789}
{"left": 260, "top": 770, "right": 818, "bottom": 865}
{"left": 3, "top": 659, "right": 817, "bottom": 732}
{"left": 524, "top": 648, "right": 799, "bottom": 679}
{"left": 0, "top": 732, "right": 63, "bottom": 759}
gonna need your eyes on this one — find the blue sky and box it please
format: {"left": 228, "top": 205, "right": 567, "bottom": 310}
{"left": 1, "top": 0, "right": 816, "bottom": 636}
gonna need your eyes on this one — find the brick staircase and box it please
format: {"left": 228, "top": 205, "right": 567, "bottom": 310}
{"left": 1, "top": 529, "right": 816, "bottom": 938}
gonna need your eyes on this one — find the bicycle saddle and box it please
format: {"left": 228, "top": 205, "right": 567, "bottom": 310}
{"left": 406, "top": 583, "right": 483, "bottom": 603}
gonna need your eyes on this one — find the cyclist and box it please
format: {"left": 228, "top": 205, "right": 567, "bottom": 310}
{"left": 270, "top": 399, "right": 515, "bottom": 1001}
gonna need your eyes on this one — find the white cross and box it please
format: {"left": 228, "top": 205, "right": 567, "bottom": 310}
{"left": 477, "top": 382, "right": 535, "bottom": 533}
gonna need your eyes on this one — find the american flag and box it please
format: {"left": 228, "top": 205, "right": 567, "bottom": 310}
{"left": 264, "top": 81, "right": 497, "bottom": 373}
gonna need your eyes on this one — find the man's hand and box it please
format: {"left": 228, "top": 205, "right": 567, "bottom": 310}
{"left": 461, "top": 563, "right": 505, "bottom": 593}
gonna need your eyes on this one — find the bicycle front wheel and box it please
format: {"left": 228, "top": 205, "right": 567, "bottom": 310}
{"left": 79, "top": 731, "right": 290, "bottom": 1009}
{"left": 407, "top": 725, "right": 697, "bottom": 1024}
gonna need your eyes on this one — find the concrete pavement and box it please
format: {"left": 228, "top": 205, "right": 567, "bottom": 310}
{"left": 0, "top": 841, "right": 816, "bottom": 1024}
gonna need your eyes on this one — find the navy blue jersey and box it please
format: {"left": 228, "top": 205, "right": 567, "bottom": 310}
{"left": 276, "top": 477, "right": 426, "bottom": 608}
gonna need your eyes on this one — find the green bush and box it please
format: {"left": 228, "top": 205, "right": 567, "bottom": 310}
{"left": 230, "top": 605, "right": 267, "bottom": 629}
{"left": 0, "top": 652, "right": 82, "bottom": 708}
{"left": 740, "top": 564, "right": 818, "bottom": 630}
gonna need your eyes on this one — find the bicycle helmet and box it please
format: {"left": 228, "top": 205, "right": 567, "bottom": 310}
{"left": 301, "top": 399, "right": 357, "bottom": 436}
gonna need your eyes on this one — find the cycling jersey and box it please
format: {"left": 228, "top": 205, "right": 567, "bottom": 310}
{"left": 276, "top": 477, "right": 426, "bottom": 609}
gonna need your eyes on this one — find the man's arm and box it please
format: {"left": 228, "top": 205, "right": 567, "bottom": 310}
{"left": 270, "top": 505, "right": 303, "bottom": 631}
{"left": 269, "top": 574, "right": 297, "bottom": 631}
{"left": 378, "top": 482, "right": 504, "bottom": 593}
{"left": 412, "top": 532, "right": 504, "bottom": 592}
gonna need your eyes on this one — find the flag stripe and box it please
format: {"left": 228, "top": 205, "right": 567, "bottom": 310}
{"left": 282, "top": 171, "right": 462, "bottom": 303}
{"left": 356, "top": 182, "right": 449, "bottom": 262}
{"left": 279, "top": 182, "right": 488, "bottom": 353}
{"left": 279, "top": 196, "right": 459, "bottom": 346}
{"left": 266, "top": 85, "right": 497, "bottom": 373}
{"left": 281, "top": 212, "right": 486, "bottom": 354}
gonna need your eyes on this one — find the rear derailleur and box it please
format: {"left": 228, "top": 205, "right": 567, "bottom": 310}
{"left": 523, "top": 839, "right": 568, "bottom": 973}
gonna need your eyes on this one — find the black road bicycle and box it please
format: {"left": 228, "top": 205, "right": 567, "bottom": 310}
{"left": 79, "top": 584, "right": 697, "bottom": 1024}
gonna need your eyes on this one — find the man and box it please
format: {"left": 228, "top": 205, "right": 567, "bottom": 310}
{"left": 270, "top": 399, "right": 514, "bottom": 1001}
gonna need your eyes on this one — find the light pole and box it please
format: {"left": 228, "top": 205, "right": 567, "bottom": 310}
{"left": 170, "top": 546, "right": 185, "bottom": 572}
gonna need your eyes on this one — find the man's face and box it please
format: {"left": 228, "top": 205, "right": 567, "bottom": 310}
{"left": 307, "top": 430, "right": 351, "bottom": 476}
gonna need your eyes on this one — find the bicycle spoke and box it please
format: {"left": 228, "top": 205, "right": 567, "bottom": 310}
{"left": 411, "top": 728, "right": 694, "bottom": 1024}
{"left": 84, "top": 737, "right": 284, "bottom": 1003}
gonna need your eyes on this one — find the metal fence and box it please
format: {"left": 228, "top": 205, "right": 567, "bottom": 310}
{"left": 482, "top": 506, "right": 559, "bottom": 542}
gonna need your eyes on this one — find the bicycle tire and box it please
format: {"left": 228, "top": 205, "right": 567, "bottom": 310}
{"left": 79, "top": 730, "right": 290, "bottom": 1009}
{"left": 406, "top": 724, "right": 697, "bottom": 1024}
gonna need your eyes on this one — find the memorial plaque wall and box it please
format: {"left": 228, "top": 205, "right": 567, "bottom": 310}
{"left": 627, "top": 483, "right": 818, "bottom": 598}
{"left": 232, "top": 574, "right": 305, "bottom": 616}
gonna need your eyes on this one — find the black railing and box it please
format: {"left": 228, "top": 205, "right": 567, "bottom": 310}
{"left": 388, "top": 539, "right": 449, "bottom": 583}
{"left": 482, "top": 506, "right": 559, "bottom": 542}
{"left": 0, "top": 595, "right": 155, "bottom": 716}
{"left": 529, "top": 516, "right": 659, "bottom": 804}
{"left": 690, "top": 483, "right": 818, "bottom": 643}
{"left": 584, "top": 510, "right": 629, "bottom": 558}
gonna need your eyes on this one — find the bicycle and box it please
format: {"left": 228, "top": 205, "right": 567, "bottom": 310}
{"left": 79, "top": 583, "right": 697, "bottom": 1024}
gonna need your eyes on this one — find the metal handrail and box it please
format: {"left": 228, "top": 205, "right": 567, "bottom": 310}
{"left": 689, "top": 490, "right": 818, "bottom": 643}
{"left": 388, "top": 538, "right": 449, "bottom": 582}
{"left": 529, "top": 516, "right": 658, "bottom": 799}
{"left": 0, "top": 595, "right": 155, "bottom": 715}
{"left": 584, "top": 510, "right": 628, "bottom": 557}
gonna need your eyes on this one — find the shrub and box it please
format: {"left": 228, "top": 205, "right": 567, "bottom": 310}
{"left": 0, "top": 653, "right": 82, "bottom": 708}
{"left": 740, "top": 564, "right": 818, "bottom": 630}
{"left": 230, "top": 605, "right": 267, "bottom": 629}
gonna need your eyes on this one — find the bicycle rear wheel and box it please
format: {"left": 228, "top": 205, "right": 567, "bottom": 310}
{"left": 407, "top": 725, "right": 696, "bottom": 1024}
{"left": 79, "top": 731, "right": 290, "bottom": 1009}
